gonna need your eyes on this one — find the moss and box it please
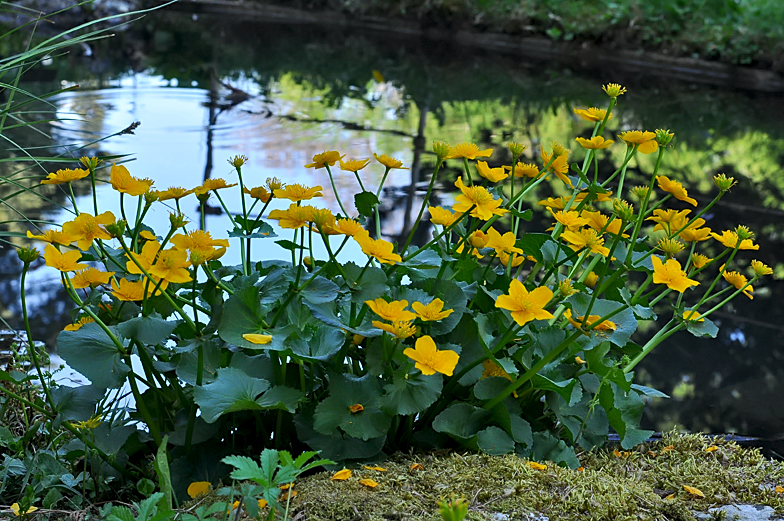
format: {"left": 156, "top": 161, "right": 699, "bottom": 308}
{"left": 273, "top": 432, "right": 784, "bottom": 521}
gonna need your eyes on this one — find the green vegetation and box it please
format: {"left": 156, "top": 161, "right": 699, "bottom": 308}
{"left": 271, "top": 0, "right": 784, "bottom": 66}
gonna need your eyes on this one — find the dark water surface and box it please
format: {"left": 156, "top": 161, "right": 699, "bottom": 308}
{"left": 3, "top": 8, "right": 784, "bottom": 455}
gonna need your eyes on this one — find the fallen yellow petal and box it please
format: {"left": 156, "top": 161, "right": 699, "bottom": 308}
{"left": 258, "top": 499, "right": 268, "bottom": 509}
{"left": 683, "top": 485, "right": 704, "bottom": 497}
{"left": 242, "top": 333, "right": 272, "bottom": 344}
{"left": 363, "top": 465, "right": 387, "bottom": 472}
{"left": 704, "top": 446, "right": 718, "bottom": 452}
{"left": 359, "top": 478, "right": 378, "bottom": 488}
{"left": 776, "top": 485, "right": 784, "bottom": 494}
{"left": 664, "top": 494, "right": 675, "bottom": 500}
{"left": 661, "top": 445, "right": 675, "bottom": 453}
{"left": 331, "top": 469, "right": 352, "bottom": 481}
{"left": 187, "top": 481, "right": 211, "bottom": 498}
{"left": 527, "top": 461, "right": 547, "bottom": 471}
{"left": 409, "top": 463, "right": 424, "bottom": 472}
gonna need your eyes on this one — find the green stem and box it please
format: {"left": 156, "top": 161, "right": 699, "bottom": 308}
{"left": 20, "top": 264, "right": 56, "bottom": 412}
{"left": 325, "top": 164, "right": 349, "bottom": 217}
{"left": 402, "top": 159, "right": 443, "bottom": 255}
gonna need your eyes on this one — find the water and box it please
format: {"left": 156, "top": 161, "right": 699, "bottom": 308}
{"left": 3, "top": 7, "right": 784, "bottom": 454}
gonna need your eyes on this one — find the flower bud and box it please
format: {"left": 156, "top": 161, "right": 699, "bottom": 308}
{"left": 506, "top": 142, "right": 526, "bottom": 158}
{"left": 629, "top": 185, "right": 652, "bottom": 200}
{"left": 655, "top": 129, "right": 674, "bottom": 146}
{"left": 16, "top": 246, "right": 40, "bottom": 265}
{"left": 303, "top": 256, "right": 313, "bottom": 269}
{"left": 750, "top": 260, "right": 773, "bottom": 277}
{"left": 79, "top": 156, "right": 102, "bottom": 170}
{"left": 602, "top": 83, "right": 627, "bottom": 97}
{"left": 735, "top": 225, "right": 754, "bottom": 241}
{"left": 558, "top": 279, "right": 577, "bottom": 297}
{"left": 468, "top": 230, "right": 489, "bottom": 248}
{"left": 612, "top": 199, "right": 634, "bottom": 221}
{"left": 551, "top": 141, "right": 570, "bottom": 157}
{"left": 105, "top": 220, "right": 126, "bottom": 238}
{"left": 228, "top": 154, "right": 249, "bottom": 168}
{"left": 713, "top": 173, "right": 737, "bottom": 192}
{"left": 432, "top": 141, "right": 450, "bottom": 160}
{"left": 437, "top": 497, "right": 468, "bottom": 521}
{"left": 658, "top": 237, "right": 685, "bottom": 257}
{"left": 169, "top": 212, "right": 190, "bottom": 229}
{"left": 266, "top": 177, "right": 284, "bottom": 192}
{"left": 144, "top": 190, "right": 160, "bottom": 207}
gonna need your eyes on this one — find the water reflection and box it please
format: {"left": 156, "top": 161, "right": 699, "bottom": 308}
{"left": 3, "top": 9, "right": 784, "bottom": 453}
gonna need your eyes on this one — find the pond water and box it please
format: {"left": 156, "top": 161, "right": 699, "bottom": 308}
{"left": 3, "top": 7, "right": 784, "bottom": 455}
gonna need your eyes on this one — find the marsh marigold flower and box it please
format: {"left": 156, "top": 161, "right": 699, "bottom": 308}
{"left": 564, "top": 309, "right": 617, "bottom": 332}
{"left": 750, "top": 260, "right": 772, "bottom": 276}
{"left": 710, "top": 230, "right": 759, "bottom": 250}
{"left": 428, "top": 206, "right": 460, "bottom": 227}
{"left": 495, "top": 279, "right": 554, "bottom": 326}
{"left": 646, "top": 209, "right": 691, "bottom": 234}
{"left": 26, "top": 229, "right": 74, "bottom": 246}
{"left": 305, "top": 150, "right": 344, "bottom": 169}
{"left": 44, "top": 244, "right": 88, "bottom": 272}
{"left": 10, "top": 504, "right": 38, "bottom": 516}
{"left": 619, "top": 131, "right": 658, "bottom": 154}
{"left": 411, "top": 298, "right": 454, "bottom": 322}
{"left": 372, "top": 320, "right": 416, "bottom": 339}
{"left": 268, "top": 204, "right": 316, "bottom": 229}
{"left": 354, "top": 232, "right": 402, "bottom": 264}
{"left": 445, "top": 142, "right": 492, "bottom": 160}
{"left": 62, "top": 211, "right": 115, "bottom": 251}
{"left": 549, "top": 209, "right": 589, "bottom": 230}
{"left": 149, "top": 249, "right": 192, "bottom": 284}
{"left": 110, "top": 164, "right": 153, "bottom": 196}
{"left": 560, "top": 228, "right": 611, "bottom": 257}
{"left": 156, "top": 187, "right": 193, "bottom": 201}
{"left": 691, "top": 252, "right": 712, "bottom": 269}
{"left": 452, "top": 177, "right": 508, "bottom": 221}
{"left": 651, "top": 256, "right": 699, "bottom": 293}
{"left": 574, "top": 107, "right": 610, "bottom": 122}
{"left": 64, "top": 316, "right": 95, "bottom": 331}
{"left": 541, "top": 148, "right": 572, "bottom": 188}
{"left": 575, "top": 136, "right": 613, "bottom": 149}
{"left": 602, "top": 83, "right": 627, "bottom": 97}
{"left": 475, "top": 161, "right": 508, "bottom": 182}
{"left": 332, "top": 218, "right": 365, "bottom": 237}
{"left": 71, "top": 267, "right": 114, "bottom": 289}
{"left": 111, "top": 278, "right": 147, "bottom": 301}
{"left": 374, "top": 153, "right": 407, "bottom": 169}
{"left": 274, "top": 183, "right": 323, "bottom": 202}
{"left": 505, "top": 162, "right": 541, "bottom": 178}
{"left": 486, "top": 227, "right": 523, "bottom": 256}
{"left": 41, "top": 168, "right": 90, "bottom": 185}
{"left": 403, "top": 335, "right": 459, "bottom": 376}
{"left": 365, "top": 298, "right": 416, "bottom": 322}
{"left": 656, "top": 175, "right": 697, "bottom": 206}
{"left": 722, "top": 270, "right": 753, "bottom": 299}
{"left": 339, "top": 158, "right": 371, "bottom": 173}
{"left": 244, "top": 185, "right": 271, "bottom": 202}
{"left": 657, "top": 237, "right": 686, "bottom": 256}
{"left": 679, "top": 218, "right": 711, "bottom": 242}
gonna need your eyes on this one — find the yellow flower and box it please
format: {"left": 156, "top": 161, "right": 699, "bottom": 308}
{"left": 339, "top": 158, "right": 371, "bottom": 173}
{"left": 411, "top": 298, "right": 454, "bottom": 322}
{"left": 149, "top": 249, "right": 192, "bottom": 284}
{"left": 646, "top": 209, "right": 691, "bottom": 234}
{"left": 187, "top": 481, "right": 212, "bottom": 499}
{"left": 575, "top": 136, "right": 613, "bottom": 149}
{"left": 541, "top": 148, "right": 572, "bottom": 188}
{"left": 193, "top": 178, "right": 238, "bottom": 196}
{"left": 365, "top": 298, "right": 416, "bottom": 322}
{"left": 72, "top": 414, "right": 102, "bottom": 429}
{"left": 495, "top": 280, "right": 554, "bottom": 326}
{"left": 268, "top": 204, "right": 316, "bottom": 229}
{"left": 445, "top": 142, "right": 492, "bottom": 160}
{"left": 62, "top": 211, "right": 115, "bottom": 251}
{"left": 331, "top": 469, "right": 352, "bottom": 481}
{"left": 243, "top": 333, "right": 273, "bottom": 344}
{"left": 71, "top": 267, "right": 115, "bottom": 289}
{"left": 722, "top": 270, "right": 753, "bottom": 299}
{"left": 560, "top": 228, "right": 611, "bottom": 257}
{"left": 498, "top": 251, "right": 524, "bottom": 267}
{"left": 602, "top": 83, "right": 627, "bottom": 97}
{"left": 619, "top": 131, "right": 658, "bottom": 154}
{"left": 41, "top": 168, "right": 90, "bottom": 185}
{"left": 126, "top": 240, "right": 161, "bottom": 275}
{"left": 452, "top": 177, "right": 508, "bottom": 221}
{"left": 359, "top": 478, "right": 378, "bottom": 488}
{"left": 750, "top": 260, "right": 772, "bottom": 276}
{"left": 372, "top": 320, "right": 417, "bottom": 339}
{"left": 549, "top": 209, "right": 589, "bottom": 230}
{"left": 244, "top": 185, "right": 272, "bottom": 202}
{"left": 657, "top": 237, "right": 685, "bottom": 256}
{"left": 475, "top": 161, "right": 508, "bottom": 182}
{"left": 428, "top": 206, "right": 460, "bottom": 227}
{"left": 374, "top": 153, "right": 408, "bottom": 169}
{"left": 682, "top": 310, "right": 704, "bottom": 322}
{"left": 305, "top": 150, "right": 344, "bottom": 169}
{"left": 156, "top": 186, "right": 194, "bottom": 201}
{"left": 26, "top": 229, "right": 75, "bottom": 246}
{"left": 655, "top": 176, "right": 697, "bottom": 206}
{"left": 110, "top": 164, "right": 153, "bottom": 196}
{"left": 170, "top": 230, "right": 229, "bottom": 263}
{"left": 563, "top": 309, "right": 616, "bottom": 332}
{"left": 486, "top": 227, "right": 523, "bottom": 256}
{"left": 574, "top": 107, "right": 610, "bottom": 122}
{"left": 64, "top": 317, "right": 95, "bottom": 331}
{"left": 558, "top": 279, "right": 577, "bottom": 297}
{"left": 505, "top": 162, "right": 541, "bottom": 178}
{"left": 691, "top": 253, "right": 712, "bottom": 269}
{"left": 332, "top": 218, "right": 365, "bottom": 237}
{"left": 537, "top": 196, "right": 566, "bottom": 210}
{"left": 10, "top": 503, "right": 38, "bottom": 516}
{"left": 44, "top": 244, "right": 88, "bottom": 272}
{"left": 403, "top": 335, "right": 459, "bottom": 376}
{"left": 679, "top": 218, "right": 712, "bottom": 242}
{"left": 710, "top": 230, "right": 759, "bottom": 250}
{"left": 110, "top": 278, "right": 147, "bottom": 301}
{"left": 584, "top": 271, "right": 599, "bottom": 288}
{"left": 651, "top": 256, "right": 699, "bottom": 293}
{"left": 354, "top": 232, "right": 402, "bottom": 264}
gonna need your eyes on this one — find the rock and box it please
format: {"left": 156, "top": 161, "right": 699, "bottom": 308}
{"left": 693, "top": 504, "right": 780, "bottom": 521}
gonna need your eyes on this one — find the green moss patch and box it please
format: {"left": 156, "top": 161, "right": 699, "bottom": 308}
{"left": 272, "top": 432, "right": 784, "bottom": 521}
